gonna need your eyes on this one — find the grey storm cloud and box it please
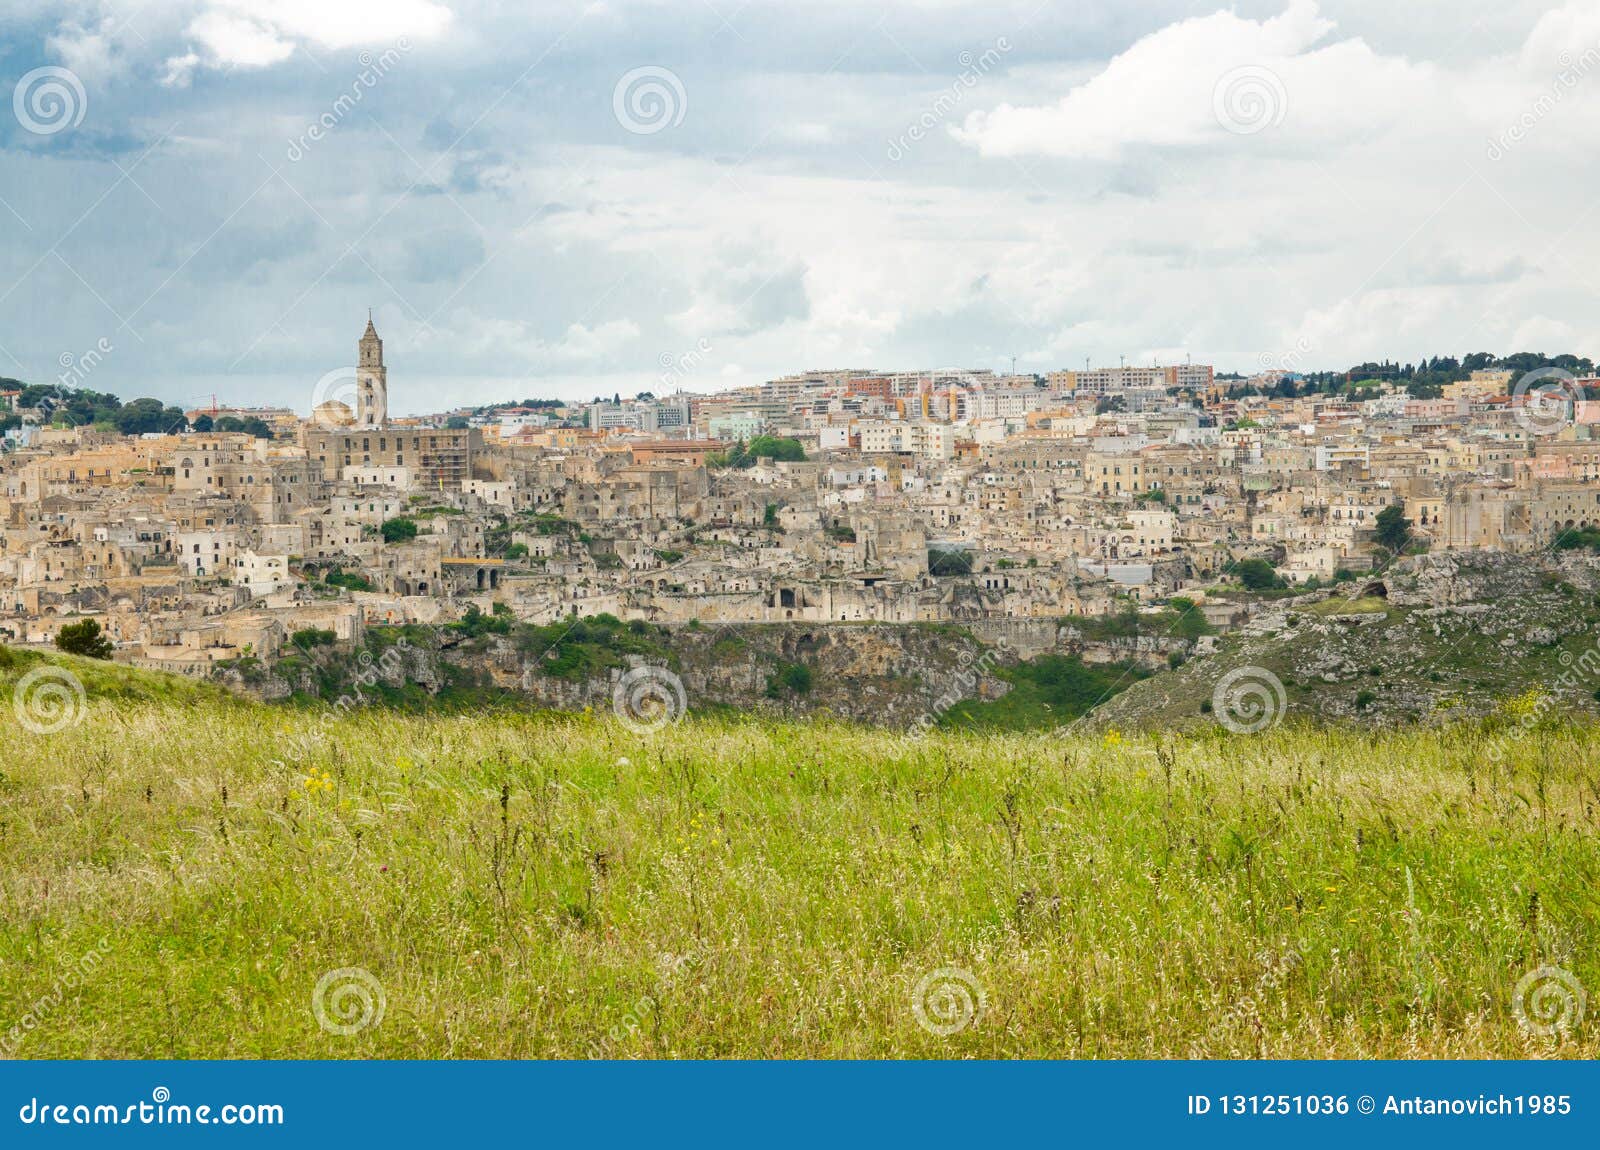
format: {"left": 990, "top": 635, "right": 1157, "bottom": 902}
{"left": 0, "top": 1, "right": 1597, "bottom": 412}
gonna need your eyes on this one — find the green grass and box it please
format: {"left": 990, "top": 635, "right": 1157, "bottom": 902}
{"left": 944, "top": 655, "right": 1149, "bottom": 730}
{"left": 1, "top": 647, "right": 1596, "bottom": 1058}
{"left": 1298, "top": 596, "right": 1390, "bottom": 617}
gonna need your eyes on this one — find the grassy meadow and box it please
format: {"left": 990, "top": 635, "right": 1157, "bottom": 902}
{"left": 1, "top": 649, "right": 1597, "bottom": 1058}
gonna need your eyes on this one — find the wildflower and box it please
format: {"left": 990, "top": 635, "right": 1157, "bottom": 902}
{"left": 1103, "top": 727, "right": 1125, "bottom": 748}
{"left": 301, "top": 769, "right": 335, "bottom": 795}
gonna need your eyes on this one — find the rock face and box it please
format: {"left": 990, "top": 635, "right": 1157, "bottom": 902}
{"left": 228, "top": 615, "right": 1189, "bottom": 727}
{"left": 1098, "top": 552, "right": 1600, "bottom": 729}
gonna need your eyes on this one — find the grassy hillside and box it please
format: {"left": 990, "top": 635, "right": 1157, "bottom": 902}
{"left": 1, "top": 654, "right": 1595, "bottom": 1058}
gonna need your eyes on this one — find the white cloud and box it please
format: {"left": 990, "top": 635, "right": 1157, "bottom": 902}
{"left": 189, "top": 12, "right": 294, "bottom": 68}
{"left": 183, "top": 0, "right": 452, "bottom": 69}
{"left": 159, "top": 51, "right": 200, "bottom": 88}
{"left": 46, "top": 18, "right": 122, "bottom": 81}
{"left": 209, "top": 0, "right": 454, "bottom": 50}
{"left": 951, "top": 0, "right": 1428, "bottom": 159}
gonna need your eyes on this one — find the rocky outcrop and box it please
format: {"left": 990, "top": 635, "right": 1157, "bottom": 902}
{"left": 1098, "top": 551, "right": 1600, "bottom": 729}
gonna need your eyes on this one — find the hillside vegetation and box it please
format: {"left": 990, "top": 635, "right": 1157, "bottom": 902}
{"left": 1104, "top": 552, "right": 1600, "bottom": 729}
{"left": 0, "top": 652, "right": 1595, "bottom": 1058}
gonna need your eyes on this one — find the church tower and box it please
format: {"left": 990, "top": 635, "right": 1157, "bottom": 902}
{"left": 356, "top": 313, "right": 388, "bottom": 427}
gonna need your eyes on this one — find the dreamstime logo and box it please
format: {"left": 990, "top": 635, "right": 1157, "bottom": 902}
{"left": 911, "top": 967, "right": 986, "bottom": 1036}
{"left": 612, "top": 665, "right": 687, "bottom": 733}
{"left": 1511, "top": 367, "right": 1583, "bottom": 436}
{"left": 906, "top": 638, "right": 1011, "bottom": 741}
{"left": 1212, "top": 65, "right": 1287, "bottom": 135}
{"left": 312, "top": 967, "right": 386, "bottom": 1036}
{"left": 13, "top": 66, "right": 86, "bottom": 136}
{"left": 286, "top": 39, "right": 412, "bottom": 161}
{"left": 1487, "top": 41, "right": 1600, "bottom": 160}
{"left": 1211, "top": 665, "right": 1286, "bottom": 734}
{"left": 14, "top": 666, "right": 87, "bottom": 735}
{"left": 1258, "top": 335, "right": 1314, "bottom": 376}
{"left": 1512, "top": 965, "right": 1585, "bottom": 1037}
{"left": 886, "top": 37, "right": 1011, "bottom": 161}
{"left": 612, "top": 66, "right": 687, "bottom": 135}
{"left": 309, "top": 367, "right": 361, "bottom": 428}
{"left": 938, "top": 369, "right": 991, "bottom": 422}
{"left": 0, "top": 936, "right": 111, "bottom": 1055}
{"left": 57, "top": 338, "right": 114, "bottom": 391}
{"left": 658, "top": 338, "right": 713, "bottom": 391}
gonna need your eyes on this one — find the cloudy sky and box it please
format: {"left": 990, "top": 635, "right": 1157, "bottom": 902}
{"left": 3, "top": 0, "right": 1600, "bottom": 415}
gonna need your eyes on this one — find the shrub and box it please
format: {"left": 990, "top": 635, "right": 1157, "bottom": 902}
{"left": 380, "top": 517, "right": 419, "bottom": 544}
{"left": 766, "top": 662, "right": 814, "bottom": 698}
{"left": 55, "top": 618, "right": 113, "bottom": 659}
{"left": 291, "top": 628, "right": 337, "bottom": 651}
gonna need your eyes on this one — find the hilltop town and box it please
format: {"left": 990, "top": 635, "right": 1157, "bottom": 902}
{"left": 3, "top": 317, "right": 1598, "bottom": 680}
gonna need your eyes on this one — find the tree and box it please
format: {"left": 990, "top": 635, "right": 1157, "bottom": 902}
{"left": 1228, "top": 558, "right": 1284, "bottom": 591}
{"left": 291, "top": 627, "right": 337, "bottom": 650}
{"left": 1374, "top": 505, "right": 1412, "bottom": 553}
{"left": 56, "top": 618, "right": 113, "bottom": 659}
{"left": 711, "top": 436, "right": 807, "bottom": 469}
{"left": 214, "top": 415, "right": 273, "bottom": 439}
{"left": 928, "top": 547, "right": 974, "bottom": 576}
{"left": 380, "top": 517, "right": 419, "bottom": 544}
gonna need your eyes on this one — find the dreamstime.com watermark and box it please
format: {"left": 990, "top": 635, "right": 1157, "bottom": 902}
{"left": 611, "top": 665, "right": 688, "bottom": 734}
{"left": 12, "top": 65, "right": 86, "bottom": 136}
{"left": 57, "top": 337, "right": 113, "bottom": 391}
{"left": 886, "top": 37, "right": 1011, "bottom": 162}
{"left": 586, "top": 942, "right": 706, "bottom": 1057}
{"left": 1212, "top": 64, "right": 1287, "bottom": 135}
{"left": 1, "top": 937, "right": 111, "bottom": 1055}
{"left": 312, "top": 967, "right": 386, "bottom": 1036}
{"left": 17, "top": 1088, "right": 283, "bottom": 1127}
{"left": 286, "top": 40, "right": 412, "bottom": 161}
{"left": 285, "top": 640, "right": 411, "bottom": 762}
{"left": 657, "top": 338, "right": 713, "bottom": 392}
{"left": 1512, "top": 965, "right": 1586, "bottom": 1038}
{"left": 905, "top": 637, "right": 1011, "bottom": 740}
{"left": 1258, "top": 335, "right": 1315, "bottom": 376}
{"left": 1488, "top": 41, "right": 1600, "bottom": 160}
{"left": 1211, "top": 664, "right": 1287, "bottom": 734}
{"left": 612, "top": 66, "right": 687, "bottom": 135}
{"left": 911, "top": 966, "right": 986, "bottom": 1036}
{"left": 1204, "top": 940, "right": 1309, "bottom": 1046}
{"left": 1511, "top": 366, "right": 1585, "bottom": 437}
{"left": 1483, "top": 634, "right": 1600, "bottom": 764}
{"left": 12, "top": 665, "right": 87, "bottom": 735}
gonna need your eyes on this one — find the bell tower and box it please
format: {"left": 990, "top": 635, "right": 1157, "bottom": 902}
{"left": 356, "top": 311, "right": 387, "bottom": 427}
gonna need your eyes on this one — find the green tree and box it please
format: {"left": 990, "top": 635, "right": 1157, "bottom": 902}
{"left": 380, "top": 517, "right": 419, "bottom": 544}
{"left": 1229, "top": 558, "right": 1284, "bottom": 591}
{"left": 928, "top": 548, "right": 974, "bottom": 576}
{"left": 1374, "top": 505, "right": 1412, "bottom": 553}
{"left": 55, "top": 618, "right": 113, "bottom": 659}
